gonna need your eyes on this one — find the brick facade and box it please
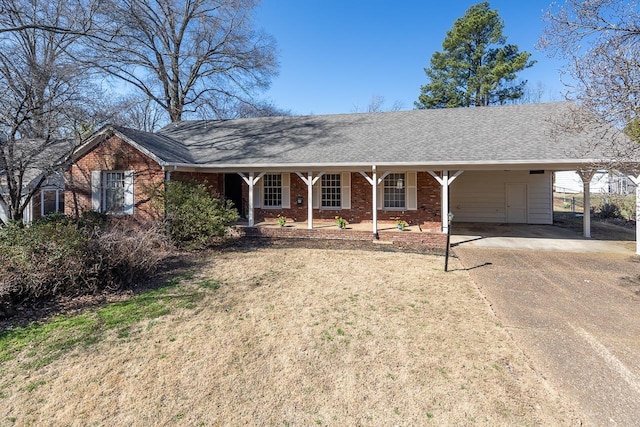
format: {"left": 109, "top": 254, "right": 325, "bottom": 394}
{"left": 65, "top": 135, "right": 165, "bottom": 221}
{"left": 66, "top": 135, "right": 443, "bottom": 230}
{"left": 245, "top": 172, "right": 442, "bottom": 229}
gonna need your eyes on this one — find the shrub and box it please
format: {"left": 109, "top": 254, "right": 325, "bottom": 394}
{"left": 0, "top": 214, "right": 170, "bottom": 314}
{"left": 595, "top": 202, "right": 622, "bottom": 219}
{"left": 163, "top": 180, "right": 239, "bottom": 249}
{"left": 0, "top": 217, "right": 90, "bottom": 308}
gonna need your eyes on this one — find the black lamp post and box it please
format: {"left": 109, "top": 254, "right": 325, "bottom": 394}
{"left": 444, "top": 212, "right": 454, "bottom": 272}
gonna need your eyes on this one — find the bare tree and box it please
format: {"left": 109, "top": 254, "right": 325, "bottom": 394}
{"left": 85, "top": 0, "right": 279, "bottom": 122}
{"left": 539, "top": 0, "right": 640, "bottom": 163}
{"left": 115, "top": 96, "right": 168, "bottom": 132}
{"left": 0, "top": 0, "right": 100, "bottom": 35}
{"left": 352, "top": 94, "right": 404, "bottom": 113}
{"left": 0, "top": 0, "right": 103, "bottom": 224}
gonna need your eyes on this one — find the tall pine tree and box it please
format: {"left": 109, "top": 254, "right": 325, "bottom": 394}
{"left": 415, "top": 2, "right": 535, "bottom": 109}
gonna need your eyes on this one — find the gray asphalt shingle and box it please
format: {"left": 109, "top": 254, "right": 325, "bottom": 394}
{"left": 109, "top": 102, "right": 619, "bottom": 168}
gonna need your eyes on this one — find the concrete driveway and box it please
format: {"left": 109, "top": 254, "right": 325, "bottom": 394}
{"left": 454, "top": 228, "right": 640, "bottom": 426}
{"left": 451, "top": 222, "right": 634, "bottom": 253}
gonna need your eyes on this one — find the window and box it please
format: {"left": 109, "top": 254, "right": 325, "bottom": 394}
{"left": 263, "top": 174, "right": 282, "bottom": 207}
{"left": 104, "top": 172, "right": 126, "bottom": 213}
{"left": 321, "top": 174, "right": 341, "bottom": 208}
{"left": 91, "top": 170, "right": 134, "bottom": 215}
{"left": 383, "top": 173, "right": 406, "bottom": 209}
{"left": 41, "top": 189, "right": 64, "bottom": 216}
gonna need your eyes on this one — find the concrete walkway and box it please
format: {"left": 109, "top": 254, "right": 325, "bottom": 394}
{"left": 455, "top": 240, "right": 640, "bottom": 425}
{"left": 451, "top": 223, "right": 634, "bottom": 253}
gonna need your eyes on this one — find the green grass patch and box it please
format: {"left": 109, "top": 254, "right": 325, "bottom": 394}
{"left": 0, "top": 273, "right": 209, "bottom": 369}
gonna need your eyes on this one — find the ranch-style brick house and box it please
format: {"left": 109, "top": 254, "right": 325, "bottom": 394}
{"left": 64, "top": 102, "right": 617, "bottom": 241}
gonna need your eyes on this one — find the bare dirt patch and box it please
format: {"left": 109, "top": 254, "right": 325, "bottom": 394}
{"left": 0, "top": 245, "right": 578, "bottom": 426}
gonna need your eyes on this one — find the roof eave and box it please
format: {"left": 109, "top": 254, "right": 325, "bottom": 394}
{"left": 161, "top": 159, "right": 608, "bottom": 173}
{"left": 72, "top": 125, "right": 169, "bottom": 167}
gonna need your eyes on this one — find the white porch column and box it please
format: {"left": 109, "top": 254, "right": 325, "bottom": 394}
{"left": 628, "top": 174, "right": 640, "bottom": 255}
{"left": 238, "top": 172, "right": 264, "bottom": 227}
{"left": 359, "top": 166, "right": 386, "bottom": 238}
{"left": 372, "top": 166, "right": 378, "bottom": 236}
{"left": 577, "top": 169, "right": 596, "bottom": 238}
{"left": 295, "top": 171, "right": 324, "bottom": 229}
{"left": 428, "top": 170, "right": 464, "bottom": 233}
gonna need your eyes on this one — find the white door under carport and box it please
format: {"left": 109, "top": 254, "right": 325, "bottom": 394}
{"left": 506, "top": 183, "right": 528, "bottom": 223}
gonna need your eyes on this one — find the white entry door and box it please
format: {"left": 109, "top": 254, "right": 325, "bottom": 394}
{"left": 506, "top": 183, "right": 527, "bottom": 223}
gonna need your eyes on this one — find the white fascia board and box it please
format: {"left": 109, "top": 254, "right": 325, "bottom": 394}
{"left": 162, "top": 159, "right": 606, "bottom": 173}
{"left": 72, "top": 126, "right": 168, "bottom": 167}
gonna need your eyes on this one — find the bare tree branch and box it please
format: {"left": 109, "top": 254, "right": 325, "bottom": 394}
{"left": 540, "top": 0, "right": 640, "bottom": 165}
{"left": 83, "top": 0, "right": 279, "bottom": 122}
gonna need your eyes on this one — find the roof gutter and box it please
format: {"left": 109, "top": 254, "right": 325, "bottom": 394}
{"left": 160, "top": 158, "right": 609, "bottom": 172}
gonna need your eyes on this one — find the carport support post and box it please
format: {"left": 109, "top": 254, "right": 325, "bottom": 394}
{"left": 629, "top": 175, "right": 640, "bottom": 255}
{"left": 578, "top": 169, "right": 596, "bottom": 238}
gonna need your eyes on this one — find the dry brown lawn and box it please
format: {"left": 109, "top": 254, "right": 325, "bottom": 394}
{"left": 0, "top": 244, "right": 578, "bottom": 426}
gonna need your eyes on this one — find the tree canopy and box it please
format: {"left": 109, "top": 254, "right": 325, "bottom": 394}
{"left": 0, "top": 0, "right": 282, "bottom": 224}
{"left": 85, "top": 0, "right": 279, "bottom": 123}
{"left": 415, "top": 2, "right": 535, "bottom": 109}
{"left": 540, "top": 0, "right": 640, "bottom": 156}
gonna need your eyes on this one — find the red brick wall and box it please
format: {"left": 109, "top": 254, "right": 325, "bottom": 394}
{"left": 67, "top": 141, "right": 443, "bottom": 228}
{"left": 241, "top": 226, "right": 447, "bottom": 252}
{"left": 243, "top": 172, "right": 442, "bottom": 227}
{"left": 171, "top": 172, "right": 223, "bottom": 196}
{"left": 65, "top": 135, "right": 165, "bottom": 221}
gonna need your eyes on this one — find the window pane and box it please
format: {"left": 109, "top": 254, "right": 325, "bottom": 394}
{"left": 105, "top": 172, "right": 125, "bottom": 213}
{"left": 263, "top": 174, "right": 282, "bottom": 207}
{"left": 321, "top": 174, "right": 341, "bottom": 207}
{"left": 383, "top": 173, "right": 406, "bottom": 208}
{"left": 42, "top": 191, "right": 57, "bottom": 215}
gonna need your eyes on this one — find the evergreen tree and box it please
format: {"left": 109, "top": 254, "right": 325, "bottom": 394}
{"left": 415, "top": 2, "right": 535, "bottom": 109}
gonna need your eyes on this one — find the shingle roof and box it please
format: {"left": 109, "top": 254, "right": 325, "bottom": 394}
{"left": 78, "top": 102, "right": 621, "bottom": 170}
{"left": 152, "top": 102, "right": 611, "bottom": 168}
{"left": 113, "top": 126, "right": 194, "bottom": 164}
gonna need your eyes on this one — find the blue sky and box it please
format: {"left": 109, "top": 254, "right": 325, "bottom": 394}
{"left": 254, "top": 0, "right": 568, "bottom": 115}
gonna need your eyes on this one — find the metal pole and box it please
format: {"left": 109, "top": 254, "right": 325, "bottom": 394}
{"left": 444, "top": 213, "right": 453, "bottom": 272}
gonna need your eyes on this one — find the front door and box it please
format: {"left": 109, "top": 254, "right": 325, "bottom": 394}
{"left": 224, "top": 173, "right": 244, "bottom": 218}
{"left": 506, "top": 183, "right": 527, "bottom": 223}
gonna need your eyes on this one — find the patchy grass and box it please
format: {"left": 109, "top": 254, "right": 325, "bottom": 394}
{"left": 0, "top": 247, "right": 578, "bottom": 426}
{"left": 0, "top": 274, "right": 199, "bottom": 369}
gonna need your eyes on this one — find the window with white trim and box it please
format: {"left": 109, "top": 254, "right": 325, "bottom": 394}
{"left": 383, "top": 173, "right": 406, "bottom": 209}
{"left": 41, "top": 189, "right": 64, "bottom": 216}
{"left": 263, "top": 173, "right": 282, "bottom": 207}
{"left": 91, "top": 170, "right": 134, "bottom": 215}
{"left": 321, "top": 174, "right": 341, "bottom": 208}
{"left": 104, "top": 171, "right": 126, "bottom": 213}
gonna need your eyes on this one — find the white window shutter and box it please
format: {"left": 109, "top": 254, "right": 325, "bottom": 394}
{"left": 406, "top": 171, "right": 417, "bottom": 210}
{"left": 253, "top": 180, "right": 262, "bottom": 208}
{"left": 377, "top": 182, "right": 383, "bottom": 210}
{"left": 124, "top": 170, "right": 135, "bottom": 215}
{"left": 312, "top": 179, "right": 320, "bottom": 209}
{"left": 281, "top": 173, "right": 290, "bottom": 208}
{"left": 91, "top": 171, "right": 102, "bottom": 212}
{"left": 341, "top": 172, "right": 351, "bottom": 209}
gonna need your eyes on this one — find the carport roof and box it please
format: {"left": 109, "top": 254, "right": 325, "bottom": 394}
{"left": 81, "top": 102, "right": 624, "bottom": 170}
